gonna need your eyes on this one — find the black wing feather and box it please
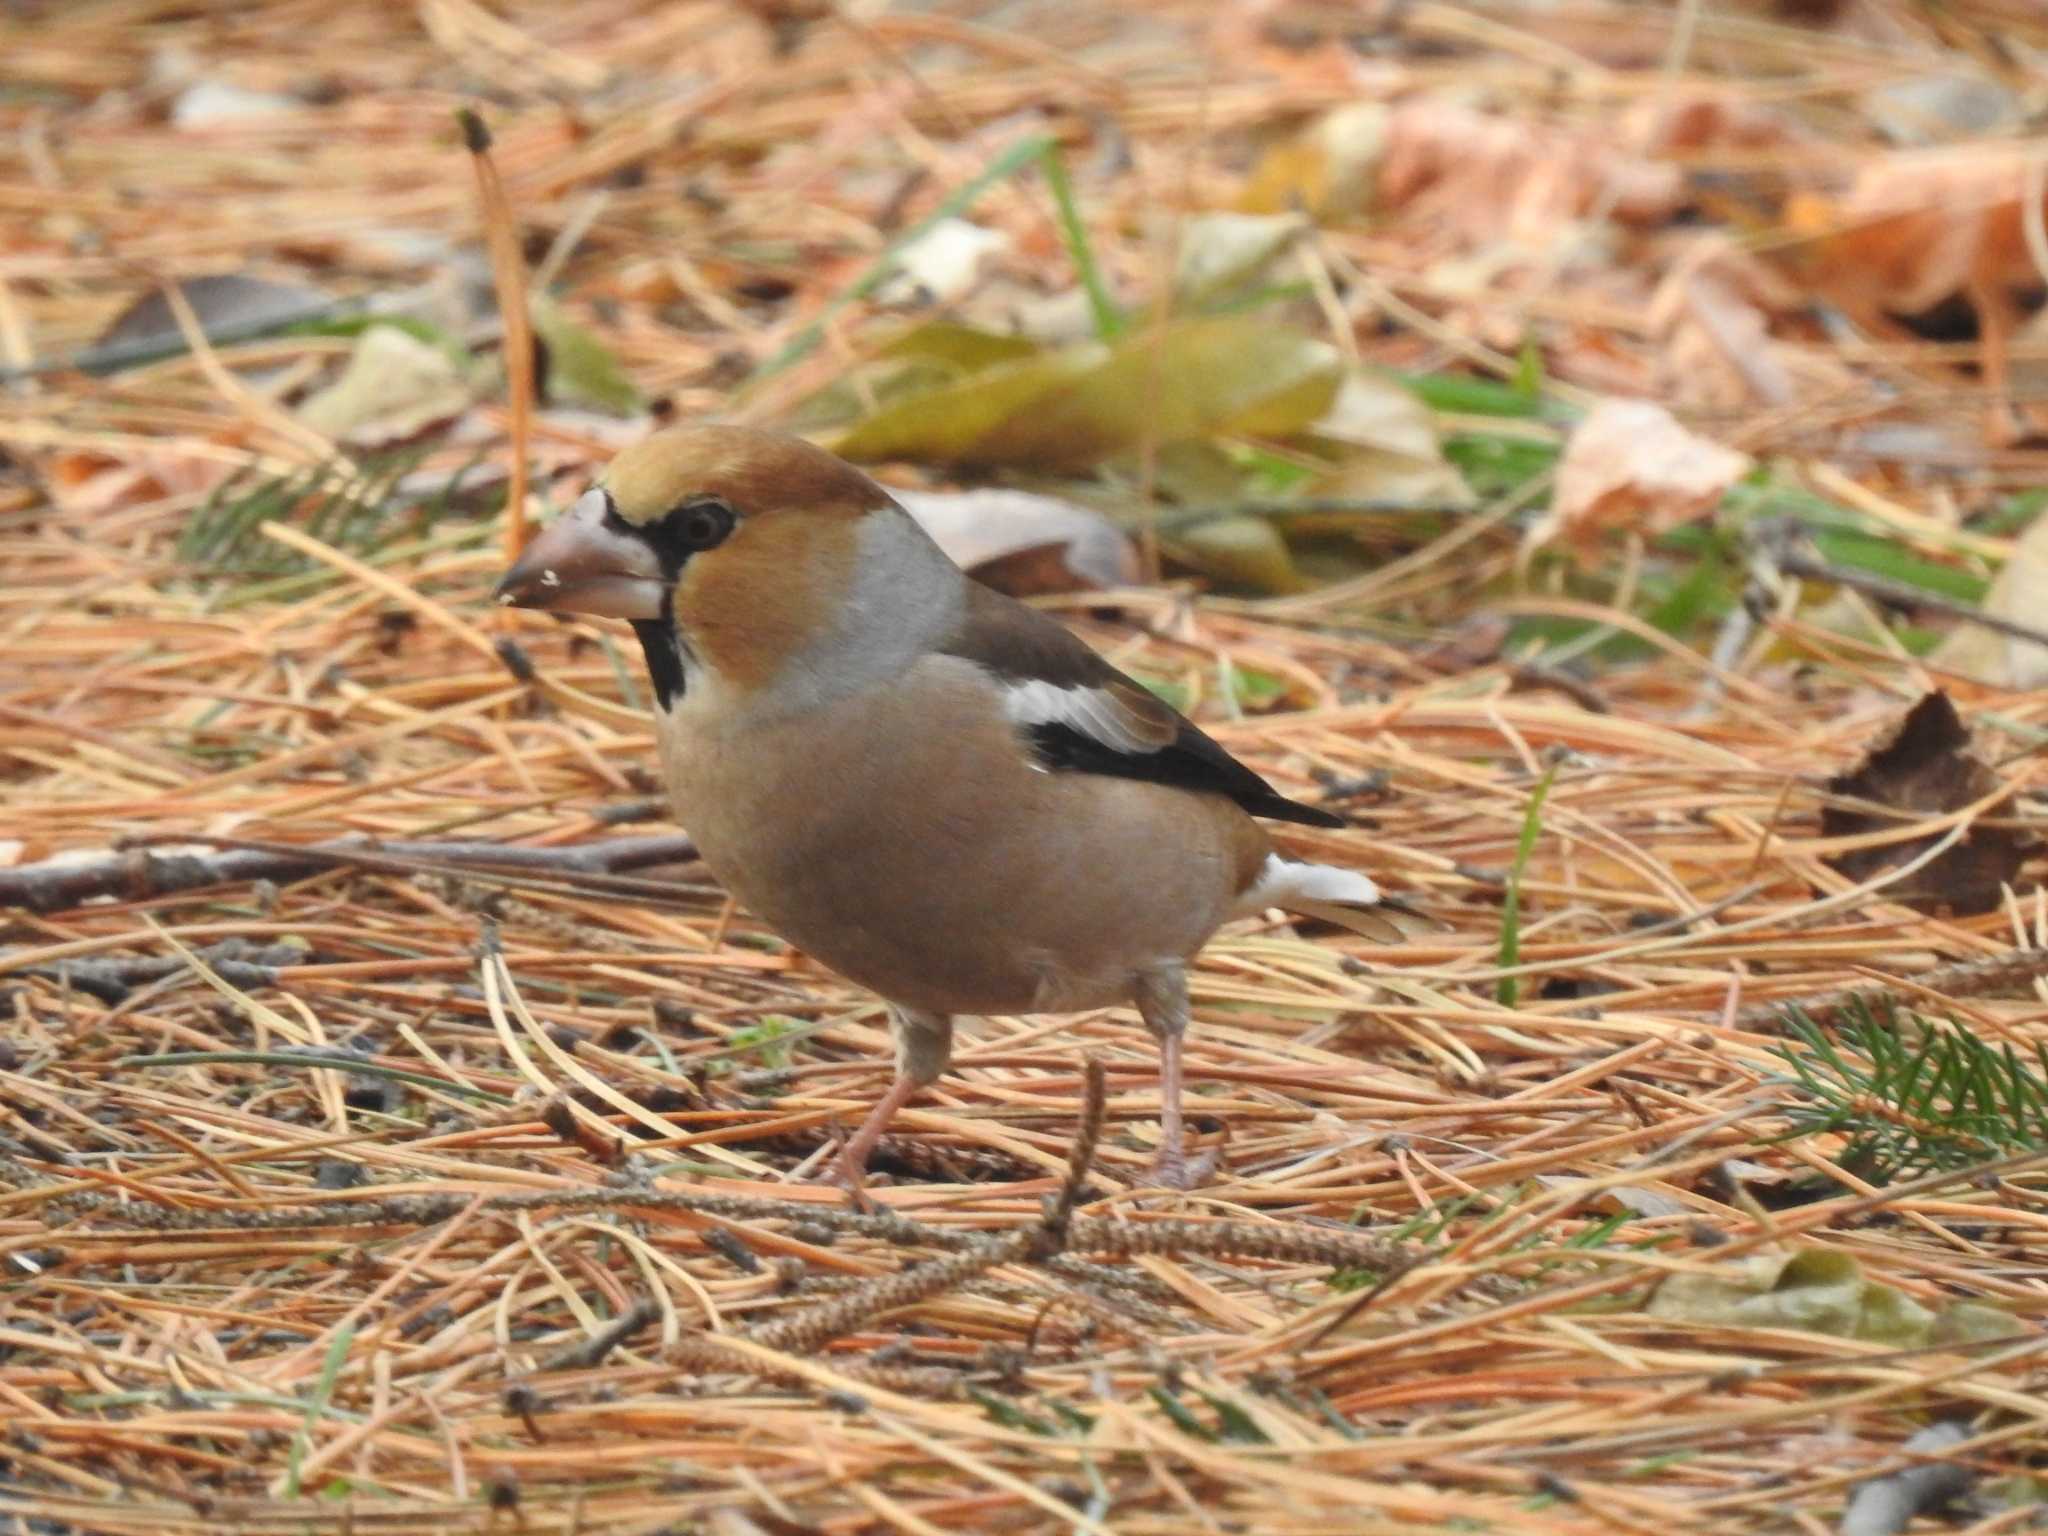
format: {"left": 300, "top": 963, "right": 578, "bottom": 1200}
{"left": 944, "top": 582, "right": 1344, "bottom": 828}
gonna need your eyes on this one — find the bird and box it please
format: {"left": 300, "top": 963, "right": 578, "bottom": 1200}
{"left": 494, "top": 425, "right": 1403, "bottom": 1189}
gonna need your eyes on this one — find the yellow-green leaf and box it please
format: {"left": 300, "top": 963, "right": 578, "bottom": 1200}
{"left": 530, "top": 297, "right": 642, "bottom": 415}
{"left": 1647, "top": 1247, "right": 1964, "bottom": 1346}
{"left": 1169, "top": 513, "right": 1302, "bottom": 594}
{"left": 830, "top": 314, "right": 1343, "bottom": 471}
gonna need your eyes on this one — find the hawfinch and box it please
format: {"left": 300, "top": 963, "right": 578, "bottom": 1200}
{"left": 495, "top": 426, "right": 1398, "bottom": 1188}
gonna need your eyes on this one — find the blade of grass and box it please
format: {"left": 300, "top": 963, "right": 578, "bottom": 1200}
{"left": 282, "top": 1322, "right": 355, "bottom": 1498}
{"left": 1039, "top": 144, "right": 1123, "bottom": 338}
{"left": 1497, "top": 759, "right": 1559, "bottom": 1008}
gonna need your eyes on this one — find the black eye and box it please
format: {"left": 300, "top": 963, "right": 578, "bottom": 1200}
{"left": 669, "top": 496, "right": 735, "bottom": 552}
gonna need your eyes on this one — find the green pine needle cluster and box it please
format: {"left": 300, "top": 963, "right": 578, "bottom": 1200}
{"left": 180, "top": 443, "right": 478, "bottom": 582}
{"left": 1773, "top": 997, "right": 2048, "bottom": 1181}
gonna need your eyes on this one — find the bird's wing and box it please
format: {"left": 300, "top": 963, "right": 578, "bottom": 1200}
{"left": 940, "top": 583, "right": 1344, "bottom": 828}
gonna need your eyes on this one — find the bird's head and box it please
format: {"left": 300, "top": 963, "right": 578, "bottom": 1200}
{"left": 494, "top": 425, "right": 961, "bottom": 711}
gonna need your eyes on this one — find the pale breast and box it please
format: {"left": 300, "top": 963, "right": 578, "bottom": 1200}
{"left": 655, "top": 656, "right": 1268, "bottom": 1017}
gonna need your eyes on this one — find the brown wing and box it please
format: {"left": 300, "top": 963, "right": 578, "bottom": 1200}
{"left": 941, "top": 582, "right": 1344, "bottom": 829}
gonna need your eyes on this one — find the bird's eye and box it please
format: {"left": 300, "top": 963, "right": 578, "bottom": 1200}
{"left": 670, "top": 496, "right": 735, "bottom": 552}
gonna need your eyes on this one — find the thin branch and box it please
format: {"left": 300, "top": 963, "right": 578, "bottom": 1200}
{"left": 0, "top": 832, "right": 698, "bottom": 914}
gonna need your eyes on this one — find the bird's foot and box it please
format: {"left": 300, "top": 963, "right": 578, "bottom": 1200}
{"left": 1144, "top": 1145, "right": 1219, "bottom": 1191}
{"left": 823, "top": 1150, "right": 883, "bottom": 1210}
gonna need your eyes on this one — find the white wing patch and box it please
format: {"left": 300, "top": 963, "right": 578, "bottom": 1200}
{"left": 999, "top": 679, "right": 1166, "bottom": 756}
{"left": 1241, "top": 854, "right": 1381, "bottom": 914}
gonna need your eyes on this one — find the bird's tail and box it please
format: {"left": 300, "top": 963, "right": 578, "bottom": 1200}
{"left": 1235, "top": 855, "right": 1419, "bottom": 944}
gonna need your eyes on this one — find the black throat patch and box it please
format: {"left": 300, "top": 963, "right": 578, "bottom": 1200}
{"left": 630, "top": 617, "right": 687, "bottom": 711}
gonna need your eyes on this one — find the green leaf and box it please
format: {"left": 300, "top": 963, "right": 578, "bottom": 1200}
{"left": 784, "top": 323, "right": 1041, "bottom": 436}
{"left": 1168, "top": 513, "right": 1301, "bottom": 594}
{"left": 722, "top": 1014, "right": 805, "bottom": 1070}
{"left": 1443, "top": 431, "right": 1559, "bottom": 501}
{"left": 830, "top": 314, "right": 1342, "bottom": 471}
{"left": 1049, "top": 1401, "right": 1098, "bottom": 1433}
{"left": 881, "top": 322, "right": 1045, "bottom": 371}
{"left": 530, "top": 297, "right": 642, "bottom": 415}
{"left": 1646, "top": 1247, "right": 1955, "bottom": 1344}
{"left": 1227, "top": 665, "right": 1290, "bottom": 710}
{"left": 829, "top": 341, "right": 1110, "bottom": 464}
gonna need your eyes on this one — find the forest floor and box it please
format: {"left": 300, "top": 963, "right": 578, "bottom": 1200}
{"left": 3, "top": 2, "right": 2047, "bottom": 1532}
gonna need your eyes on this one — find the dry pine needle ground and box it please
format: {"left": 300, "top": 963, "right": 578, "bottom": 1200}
{"left": 3, "top": 3, "right": 2047, "bottom": 1533}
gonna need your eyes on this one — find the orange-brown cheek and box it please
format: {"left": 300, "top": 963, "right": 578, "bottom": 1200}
{"left": 674, "top": 517, "right": 856, "bottom": 690}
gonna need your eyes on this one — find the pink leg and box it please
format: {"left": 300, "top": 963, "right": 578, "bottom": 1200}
{"left": 1156, "top": 1024, "right": 1189, "bottom": 1187}
{"left": 834, "top": 1073, "right": 922, "bottom": 1190}
{"left": 831, "top": 1006, "right": 951, "bottom": 1191}
{"left": 1136, "top": 965, "right": 1212, "bottom": 1190}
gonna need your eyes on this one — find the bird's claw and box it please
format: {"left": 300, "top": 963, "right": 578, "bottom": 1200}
{"left": 1145, "top": 1146, "right": 1219, "bottom": 1191}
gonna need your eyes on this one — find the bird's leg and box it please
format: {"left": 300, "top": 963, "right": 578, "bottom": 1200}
{"left": 834, "top": 1006, "right": 952, "bottom": 1190}
{"left": 1135, "top": 964, "right": 1213, "bottom": 1190}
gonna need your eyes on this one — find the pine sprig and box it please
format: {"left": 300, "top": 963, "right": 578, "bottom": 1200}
{"left": 1773, "top": 997, "right": 2048, "bottom": 1180}
{"left": 179, "top": 443, "right": 459, "bottom": 578}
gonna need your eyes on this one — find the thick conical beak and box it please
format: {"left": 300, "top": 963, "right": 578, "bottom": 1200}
{"left": 493, "top": 488, "right": 667, "bottom": 620}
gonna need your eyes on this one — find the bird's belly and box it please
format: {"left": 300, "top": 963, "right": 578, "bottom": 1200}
{"left": 655, "top": 689, "right": 1252, "bottom": 1017}
{"left": 692, "top": 800, "right": 1137, "bottom": 1017}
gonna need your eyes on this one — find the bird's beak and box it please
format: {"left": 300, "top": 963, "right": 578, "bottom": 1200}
{"left": 493, "top": 488, "right": 667, "bottom": 620}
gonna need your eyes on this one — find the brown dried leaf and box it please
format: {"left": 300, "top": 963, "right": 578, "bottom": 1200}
{"left": 1783, "top": 146, "right": 2042, "bottom": 323}
{"left": 1527, "top": 398, "right": 1750, "bottom": 562}
{"left": 1376, "top": 97, "right": 1685, "bottom": 243}
{"left": 1820, "top": 691, "right": 2029, "bottom": 916}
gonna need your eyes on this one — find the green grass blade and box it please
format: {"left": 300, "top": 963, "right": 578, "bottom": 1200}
{"left": 1496, "top": 759, "right": 1558, "bottom": 1008}
{"left": 1039, "top": 144, "right": 1123, "bottom": 338}
{"left": 283, "top": 1323, "right": 355, "bottom": 1498}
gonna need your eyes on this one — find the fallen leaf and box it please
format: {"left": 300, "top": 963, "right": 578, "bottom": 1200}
{"left": 530, "top": 298, "right": 642, "bottom": 415}
{"left": 1298, "top": 370, "right": 1474, "bottom": 509}
{"left": 1781, "top": 152, "right": 2030, "bottom": 319}
{"left": 1527, "top": 398, "right": 1750, "bottom": 561}
{"left": 1174, "top": 212, "right": 1309, "bottom": 303}
{"left": 829, "top": 313, "right": 1343, "bottom": 472}
{"left": 1168, "top": 513, "right": 1302, "bottom": 594}
{"left": 1819, "top": 691, "right": 2029, "bottom": 916}
{"left": 1647, "top": 1247, "right": 1968, "bottom": 1345}
{"left": 297, "top": 324, "right": 473, "bottom": 447}
{"left": 1930, "top": 509, "right": 2048, "bottom": 688}
{"left": 1779, "top": 146, "right": 2044, "bottom": 398}
{"left": 1236, "top": 101, "right": 1390, "bottom": 221}
{"left": 1376, "top": 95, "right": 1684, "bottom": 246}
{"left": 893, "top": 487, "right": 1137, "bottom": 593}
{"left": 785, "top": 321, "right": 1043, "bottom": 437}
